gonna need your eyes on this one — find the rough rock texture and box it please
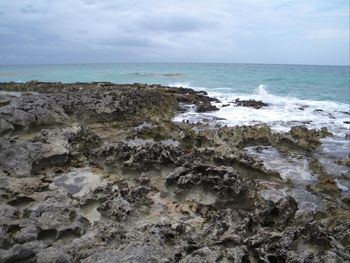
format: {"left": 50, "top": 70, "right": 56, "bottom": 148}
{"left": 0, "top": 82, "right": 349, "bottom": 263}
{"left": 233, "top": 98, "right": 269, "bottom": 109}
{"left": 196, "top": 103, "right": 219, "bottom": 112}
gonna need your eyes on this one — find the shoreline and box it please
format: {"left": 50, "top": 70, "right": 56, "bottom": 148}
{"left": 0, "top": 82, "right": 349, "bottom": 262}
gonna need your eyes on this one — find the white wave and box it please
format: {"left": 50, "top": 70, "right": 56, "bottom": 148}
{"left": 256, "top": 84, "right": 269, "bottom": 97}
{"left": 173, "top": 83, "right": 350, "bottom": 149}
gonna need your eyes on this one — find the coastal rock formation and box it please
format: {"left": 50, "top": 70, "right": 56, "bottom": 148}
{"left": 233, "top": 98, "right": 269, "bottom": 109}
{"left": 0, "top": 82, "right": 349, "bottom": 262}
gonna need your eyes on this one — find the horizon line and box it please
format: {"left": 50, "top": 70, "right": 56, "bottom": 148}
{"left": 0, "top": 62, "right": 349, "bottom": 67}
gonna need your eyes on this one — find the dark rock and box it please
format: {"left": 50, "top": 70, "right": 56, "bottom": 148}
{"left": 233, "top": 98, "right": 268, "bottom": 109}
{"left": 166, "top": 164, "right": 255, "bottom": 208}
{"left": 196, "top": 103, "right": 219, "bottom": 112}
{"left": 98, "top": 197, "right": 133, "bottom": 221}
{"left": 0, "top": 244, "right": 34, "bottom": 263}
{"left": 255, "top": 196, "right": 298, "bottom": 228}
{"left": 92, "top": 141, "right": 188, "bottom": 169}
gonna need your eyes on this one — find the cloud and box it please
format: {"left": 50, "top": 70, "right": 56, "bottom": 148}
{"left": 0, "top": 0, "right": 348, "bottom": 65}
{"left": 307, "top": 28, "right": 348, "bottom": 40}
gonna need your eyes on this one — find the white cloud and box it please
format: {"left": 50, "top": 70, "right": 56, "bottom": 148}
{"left": 0, "top": 0, "right": 348, "bottom": 64}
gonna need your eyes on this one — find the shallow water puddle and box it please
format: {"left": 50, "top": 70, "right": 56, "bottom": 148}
{"left": 50, "top": 167, "right": 104, "bottom": 198}
{"left": 316, "top": 136, "right": 350, "bottom": 192}
{"left": 170, "top": 187, "right": 217, "bottom": 206}
{"left": 106, "top": 165, "right": 175, "bottom": 192}
{"left": 7, "top": 196, "right": 35, "bottom": 210}
{"left": 245, "top": 146, "right": 322, "bottom": 212}
{"left": 245, "top": 146, "right": 316, "bottom": 182}
{"left": 80, "top": 200, "right": 102, "bottom": 224}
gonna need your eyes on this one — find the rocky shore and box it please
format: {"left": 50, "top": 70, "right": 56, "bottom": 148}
{"left": 0, "top": 81, "right": 349, "bottom": 263}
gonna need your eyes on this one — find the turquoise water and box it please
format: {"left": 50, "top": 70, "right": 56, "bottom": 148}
{"left": 0, "top": 63, "right": 349, "bottom": 104}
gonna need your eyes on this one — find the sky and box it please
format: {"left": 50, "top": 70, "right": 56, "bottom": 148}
{"left": 0, "top": 0, "right": 349, "bottom": 65}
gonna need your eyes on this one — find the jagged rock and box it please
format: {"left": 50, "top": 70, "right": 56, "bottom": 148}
{"left": 166, "top": 164, "right": 255, "bottom": 208}
{"left": 276, "top": 126, "right": 332, "bottom": 151}
{"left": 15, "top": 226, "right": 39, "bottom": 244}
{"left": 0, "top": 82, "right": 349, "bottom": 262}
{"left": 0, "top": 204, "right": 19, "bottom": 222}
{"left": 98, "top": 197, "right": 133, "bottom": 221}
{"left": 233, "top": 98, "right": 268, "bottom": 109}
{"left": 0, "top": 134, "right": 70, "bottom": 177}
{"left": 196, "top": 103, "right": 219, "bottom": 112}
{"left": 255, "top": 196, "right": 298, "bottom": 228}
{"left": 92, "top": 142, "right": 188, "bottom": 169}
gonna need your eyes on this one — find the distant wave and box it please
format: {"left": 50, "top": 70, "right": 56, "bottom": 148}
{"left": 172, "top": 83, "right": 350, "bottom": 135}
{"left": 0, "top": 71, "right": 20, "bottom": 77}
{"left": 130, "top": 72, "right": 187, "bottom": 77}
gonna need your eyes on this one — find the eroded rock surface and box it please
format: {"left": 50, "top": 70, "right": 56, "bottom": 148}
{"left": 0, "top": 82, "right": 349, "bottom": 263}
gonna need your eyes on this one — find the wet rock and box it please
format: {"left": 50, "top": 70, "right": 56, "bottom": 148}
{"left": 196, "top": 103, "right": 219, "bottom": 112}
{"left": 177, "top": 103, "right": 193, "bottom": 113}
{"left": 290, "top": 126, "right": 332, "bottom": 140}
{"left": 336, "top": 157, "right": 350, "bottom": 167}
{"left": 308, "top": 158, "right": 340, "bottom": 195}
{"left": 307, "top": 175, "right": 340, "bottom": 196}
{"left": 233, "top": 98, "right": 268, "bottom": 109}
{"left": 277, "top": 126, "right": 332, "bottom": 151}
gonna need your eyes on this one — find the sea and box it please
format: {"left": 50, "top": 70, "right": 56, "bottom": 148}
{"left": 0, "top": 63, "right": 348, "bottom": 129}
{"left": 0, "top": 63, "right": 349, "bottom": 198}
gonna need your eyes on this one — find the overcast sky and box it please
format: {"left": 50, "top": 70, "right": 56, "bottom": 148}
{"left": 0, "top": 0, "right": 349, "bottom": 65}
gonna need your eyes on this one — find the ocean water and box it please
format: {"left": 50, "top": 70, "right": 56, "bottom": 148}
{"left": 0, "top": 63, "right": 349, "bottom": 103}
